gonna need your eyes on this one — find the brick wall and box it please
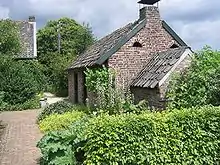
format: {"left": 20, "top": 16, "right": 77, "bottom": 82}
{"left": 108, "top": 6, "right": 180, "bottom": 90}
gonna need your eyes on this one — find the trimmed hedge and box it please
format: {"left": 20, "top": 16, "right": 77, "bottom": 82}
{"left": 0, "top": 94, "right": 41, "bottom": 112}
{"left": 39, "top": 111, "right": 85, "bottom": 133}
{"left": 84, "top": 106, "right": 220, "bottom": 164}
{"left": 38, "top": 106, "right": 220, "bottom": 164}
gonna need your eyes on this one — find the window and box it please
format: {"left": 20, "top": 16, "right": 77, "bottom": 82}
{"left": 170, "top": 44, "right": 179, "bottom": 48}
{"left": 133, "top": 42, "right": 143, "bottom": 47}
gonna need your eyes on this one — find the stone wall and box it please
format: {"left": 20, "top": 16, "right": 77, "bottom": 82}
{"left": 131, "top": 87, "right": 165, "bottom": 109}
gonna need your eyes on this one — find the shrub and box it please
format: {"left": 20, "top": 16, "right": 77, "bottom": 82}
{"left": 39, "top": 111, "right": 85, "bottom": 133}
{"left": 38, "top": 106, "right": 220, "bottom": 164}
{"left": 0, "top": 91, "right": 7, "bottom": 107}
{"left": 0, "top": 94, "right": 41, "bottom": 112}
{"left": 83, "top": 106, "right": 220, "bottom": 164}
{"left": 37, "top": 101, "right": 74, "bottom": 123}
{"left": 37, "top": 117, "right": 89, "bottom": 165}
{"left": 0, "top": 56, "right": 45, "bottom": 106}
{"left": 168, "top": 47, "right": 220, "bottom": 108}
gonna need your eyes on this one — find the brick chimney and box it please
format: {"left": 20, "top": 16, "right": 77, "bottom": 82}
{"left": 138, "top": 0, "right": 161, "bottom": 26}
{"left": 139, "top": 6, "right": 160, "bottom": 21}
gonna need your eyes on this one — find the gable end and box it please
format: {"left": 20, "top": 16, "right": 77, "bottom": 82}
{"left": 162, "top": 21, "right": 187, "bottom": 47}
{"left": 96, "top": 19, "right": 147, "bottom": 65}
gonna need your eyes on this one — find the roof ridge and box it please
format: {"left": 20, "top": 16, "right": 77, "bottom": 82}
{"left": 162, "top": 21, "right": 188, "bottom": 47}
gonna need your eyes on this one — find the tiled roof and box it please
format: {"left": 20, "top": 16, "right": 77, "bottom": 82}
{"left": 16, "top": 21, "right": 36, "bottom": 59}
{"left": 68, "top": 19, "right": 147, "bottom": 69}
{"left": 131, "top": 47, "right": 188, "bottom": 88}
{"left": 68, "top": 19, "right": 187, "bottom": 70}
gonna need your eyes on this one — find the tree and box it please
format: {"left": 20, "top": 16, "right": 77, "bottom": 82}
{"left": 168, "top": 47, "right": 220, "bottom": 108}
{"left": 0, "top": 19, "right": 21, "bottom": 55}
{"left": 37, "top": 18, "right": 95, "bottom": 96}
{"left": 37, "top": 17, "right": 94, "bottom": 65}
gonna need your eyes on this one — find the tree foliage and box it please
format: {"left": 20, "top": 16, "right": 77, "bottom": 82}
{"left": 37, "top": 17, "right": 94, "bottom": 96}
{"left": 168, "top": 47, "right": 220, "bottom": 108}
{"left": 37, "top": 17, "right": 94, "bottom": 64}
{"left": 0, "top": 19, "right": 21, "bottom": 55}
{"left": 0, "top": 56, "right": 46, "bottom": 105}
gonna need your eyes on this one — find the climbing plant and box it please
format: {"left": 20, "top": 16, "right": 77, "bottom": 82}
{"left": 85, "top": 66, "right": 110, "bottom": 93}
{"left": 84, "top": 67, "right": 147, "bottom": 115}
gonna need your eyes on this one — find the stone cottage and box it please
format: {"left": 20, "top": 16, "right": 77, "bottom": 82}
{"left": 67, "top": 0, "right": 193, "bottom": 108}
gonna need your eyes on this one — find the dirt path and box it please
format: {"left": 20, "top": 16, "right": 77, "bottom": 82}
{"left": 0, "top": 110, "right": 42, "bottom": 165}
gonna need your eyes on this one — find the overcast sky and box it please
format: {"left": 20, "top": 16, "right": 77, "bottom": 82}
{"left": 0, "top": 0, "right": 219, "bottom": 50}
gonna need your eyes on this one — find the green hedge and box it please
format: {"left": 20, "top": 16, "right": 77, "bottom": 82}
{"left": 0, "top": 56, "right": 46, "bottom": 106}
{"left": 84, "top": 107, "right": 220, "bottom": 164}
{"left": 39, "top": 111, "right": 85, "bottom": 133}
{"left": 0, "top": 94, "right": 41, "bottom": 112}
{"left": 38, "top": 106, "right": 220, "bottom": 165}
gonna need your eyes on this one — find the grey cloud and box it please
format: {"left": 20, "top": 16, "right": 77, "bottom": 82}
{"left": 0, "top": 5, "right": 9, "bottom": 19}
{"left": 160, "top": 0, "right": 220, "bottom": 23}
{"left": 0, "top": 0, "right": 220, "bottom": 50}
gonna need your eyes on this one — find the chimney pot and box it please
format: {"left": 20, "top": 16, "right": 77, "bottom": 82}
{"left": 29, "top": 16, "right": 35, "bottom": 22}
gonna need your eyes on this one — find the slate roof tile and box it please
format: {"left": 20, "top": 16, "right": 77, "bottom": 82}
{"left": 69, "top": 22, "right": 137, "bottom": 69}
{"left": 131, "top": 47, "right": 188, "bottom": 88}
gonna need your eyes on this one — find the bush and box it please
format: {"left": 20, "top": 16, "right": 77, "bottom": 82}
{"left": 168, "top": 47, "right": 220, "bottom": 108}
{"left": 0, "top": 56, "right": 46, "bottom": 106}
{"left": 37, "top": 101, "right": 88, "bottom": 123}
{"left": 37, "top": 101, "right": 74, "bottom": 123}
{"left": 37, "top": 117, "right": 89, "bottom": 165}
{"left": 0, "top": 94, "right": 42, "bottom": 112}
{"left": 84, "top": 106, "right": 220, "bottom": 164}
{"left": 38, "top": 106, "right": 220, "bottom": 164}
{"left": 39, "top": 111, "right": 85, "bottom": 133}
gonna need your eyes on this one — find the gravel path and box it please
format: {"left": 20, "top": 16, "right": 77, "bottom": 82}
{"left": 0, "top": 110, "right": 42, "bottom": 165}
